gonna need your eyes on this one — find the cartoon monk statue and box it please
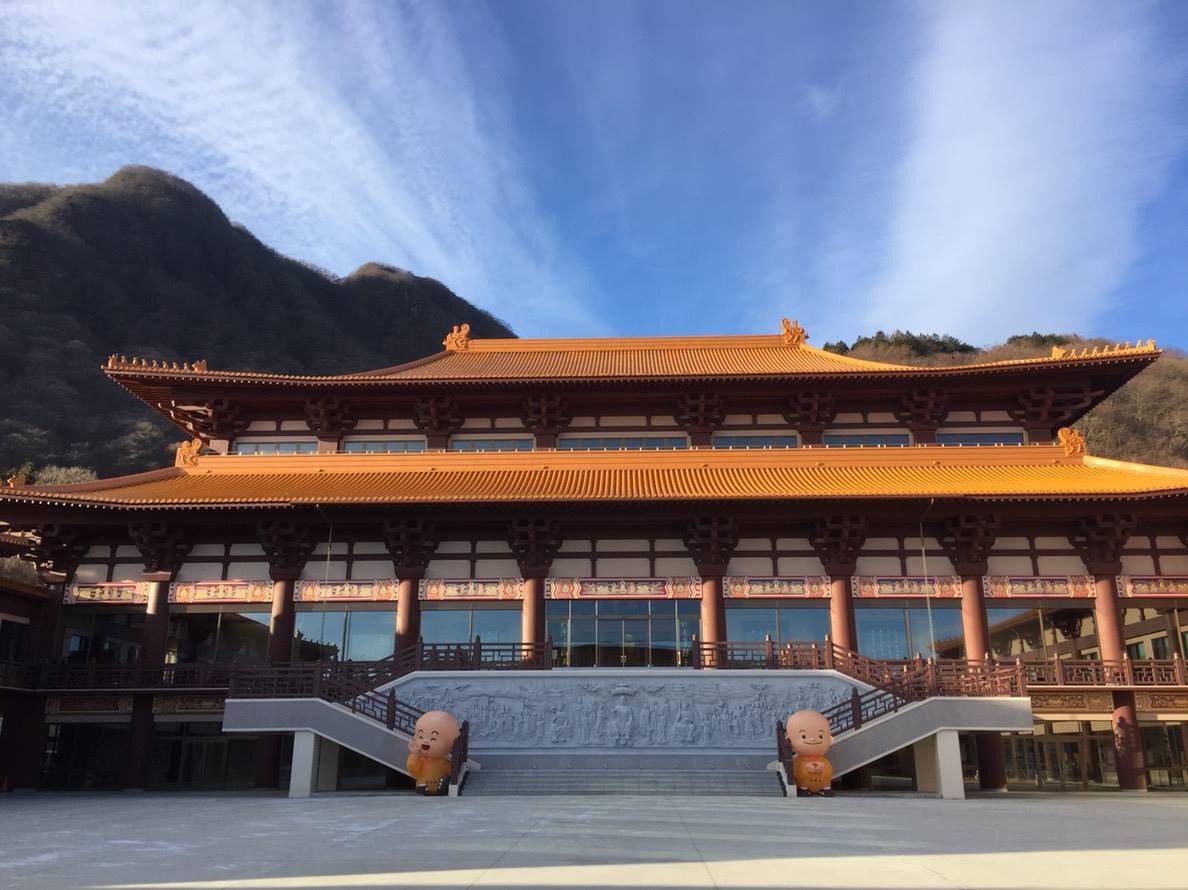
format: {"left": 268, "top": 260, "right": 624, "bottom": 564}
{"left": 785, "top": 709, "right": 834, "bottom": 796}
{"left": 406, "top": 710, "right": 461, "bottom": 796}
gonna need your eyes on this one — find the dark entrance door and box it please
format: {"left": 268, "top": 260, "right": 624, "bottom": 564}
{"left": 595, "top": 618, "right": 651, "bottom": 666}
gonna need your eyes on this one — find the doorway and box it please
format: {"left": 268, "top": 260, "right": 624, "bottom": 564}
{"left": 596, "top": 618, "right": 650, "bottom": 666}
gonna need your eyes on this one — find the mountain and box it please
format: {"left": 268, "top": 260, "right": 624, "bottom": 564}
{"left": 0, "top": 166, "right": 513, "bottom": 476}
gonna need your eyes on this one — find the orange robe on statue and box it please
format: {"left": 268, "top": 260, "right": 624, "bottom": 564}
{"left": 793, "top": 753, "right": 833, "bottom": 793}
{"left": 406, "top": 752, "right": 452, "bottom": 794}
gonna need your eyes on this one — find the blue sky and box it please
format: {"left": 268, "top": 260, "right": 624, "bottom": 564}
{"left": 1, "top": 1, "right": 1186, "bottom": 346}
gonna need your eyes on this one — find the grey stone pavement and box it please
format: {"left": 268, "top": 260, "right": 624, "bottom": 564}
{"left": 1, "top": 791, "right": 1186, "bottom": 890}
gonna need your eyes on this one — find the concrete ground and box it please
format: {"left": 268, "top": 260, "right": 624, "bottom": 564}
{"left": 1, "top": 792, "right": 1186, "bottom": 890}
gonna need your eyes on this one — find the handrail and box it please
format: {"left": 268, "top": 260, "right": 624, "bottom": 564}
{"left": 449, "top": 719, "right": 471, "bottom": 789}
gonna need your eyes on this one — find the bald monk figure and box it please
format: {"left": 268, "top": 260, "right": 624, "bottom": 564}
{"left": 406, "top": 710, "right": 461, "bottom": 796}
{"left": 785, "top": 709, "right": 834, "bottom": 796}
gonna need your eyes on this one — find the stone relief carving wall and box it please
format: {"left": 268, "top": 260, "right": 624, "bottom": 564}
{"left": 392, "top": 672, "right": 858, "bottom": 750}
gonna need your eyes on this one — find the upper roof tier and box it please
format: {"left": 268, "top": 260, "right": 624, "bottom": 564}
{"left": 3, "top": 443, "right": 1185, "bottom": 511}
{"left": 102, "top": 321, "right": 1162, "bottom": 387}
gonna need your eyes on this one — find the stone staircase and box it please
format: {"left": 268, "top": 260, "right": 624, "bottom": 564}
{"left": 463, "top": 768, "right": 783, "bottom": 796}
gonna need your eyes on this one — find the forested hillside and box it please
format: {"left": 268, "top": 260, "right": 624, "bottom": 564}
{"left": 0, "top": 166, "right": 511, "bottom": 476}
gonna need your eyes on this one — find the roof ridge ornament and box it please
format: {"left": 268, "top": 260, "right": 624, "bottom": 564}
{"left": 5, "top": 472, "right": 26, "bottom": 488}
{"left": 105, "top": 355, "right": 208, "bottom": 372}
{"left": 1057, "top": 426, "right": 1087, "bottom": 457}
{"left": 175, "top": 437, "right": 203, "bottom": 468}
{"left": 442, "top": 323, "right": 472, "bottom": 351}
{"left": 780, "top": 318, "right": 807, "bottom": 347}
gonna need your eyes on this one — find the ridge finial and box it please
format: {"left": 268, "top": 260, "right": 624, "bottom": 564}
{"left": 443, "top": 323, "right": 472, "bottom": 351}
{"left": 1057, "top": 426, "right": 1087, "bottom": 457}
{"left": 780, "top": 318, "right": 807, "bottom": 347}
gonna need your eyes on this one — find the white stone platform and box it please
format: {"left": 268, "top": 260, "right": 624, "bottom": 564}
{"left": 1, "top": 792, "right": 1186, "bottom": 888}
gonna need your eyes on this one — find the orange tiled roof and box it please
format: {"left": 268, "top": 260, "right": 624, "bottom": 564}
{"left": 1, "top": 445, "right": 1184, "bottom": 510}
{"left": 102, "top": 332, "right": 1161, "bottom": 385}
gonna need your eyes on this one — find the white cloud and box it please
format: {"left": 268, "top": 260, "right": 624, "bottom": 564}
{"left": 0, "top": 0, "right": 600, "bottom": 335}
{"left": 864, "top": 2, "right": 1184, "bottom": 342}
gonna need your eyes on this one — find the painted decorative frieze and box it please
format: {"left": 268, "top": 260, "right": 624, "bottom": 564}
{"left": 420, "top": 579, "right": 523, "bottom": 600}
{"left": 153, "top": 695, "right": 226, "bottom": 714}
{"left": 1029, "top": 692, "right": 1113, "bottom": 713}
{"left": 64, "top": 582, "right": 149, "bottom": 605}
{"left": 295, "top": 579, "right": 399, "bottom": 602}
{"left": 724, "top": 576, "right": 830, "bottom": 598}
{"left": 983, "top": 575, "right": 1095, "bottom": 598}
{"left": 46, "top": 695, "right": 134, "bottom": 715}
{"left": 546, "top": 577, "right": 699, "bottom": 599}
{"left": 170, "top": 580, "right": 273, "bottom": 604}
{"left": 853, "top": 576, "right": 961, "bottom": 598}
{"left": 1135, "top": 692, "right": 1188, "bottom": 713}
{"left": 1118, "top": 576, "right": 1188, "bottom": 597}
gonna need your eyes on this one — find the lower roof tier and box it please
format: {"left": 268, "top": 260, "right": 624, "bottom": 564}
{"left": 2, "top": 444, "right": 1186, "bottom": 510}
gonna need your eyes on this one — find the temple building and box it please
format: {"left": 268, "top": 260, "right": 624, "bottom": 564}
{"left": 1, "top": 321, "right": 1186, "bottom": 795}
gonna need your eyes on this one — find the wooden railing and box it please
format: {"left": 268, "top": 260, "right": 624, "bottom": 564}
{"left": 413, "top": 638, "right": 552, "bottom": 672}
{"left": 2, "top": 659, "right": 237, "bottom": 691}
{"left": 1016, "top": 654, "right": 1186, "bottom": 688}
{"left": 449, "top": 719, "right": 471, "bottom": 789}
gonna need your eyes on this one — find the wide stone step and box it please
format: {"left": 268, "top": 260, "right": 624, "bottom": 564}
{"left": 463, "top": 769, "right": 783, "bottom": 797}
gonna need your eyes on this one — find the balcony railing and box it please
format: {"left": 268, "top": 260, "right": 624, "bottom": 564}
{"left": 5, "top": 640, "right": 1185, "bottom": 696}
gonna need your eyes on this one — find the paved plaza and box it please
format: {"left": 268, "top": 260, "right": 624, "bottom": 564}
{"left": 1, "top": 792, "right": 1186, "bottom": 889}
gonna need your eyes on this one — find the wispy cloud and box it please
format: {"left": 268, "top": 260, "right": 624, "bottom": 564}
{"left": 862, "top": 2, "right": 1184, "bottom": 342}
{"left": 0, "top": 1, "right": 600, "bottom": 335}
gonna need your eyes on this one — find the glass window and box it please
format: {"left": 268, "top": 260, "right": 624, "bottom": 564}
{"left": 1126, "top": 641, "right": 1147, "bottom": 660}
{"left": 650, "top": 603, "right": 679, "bottom": 667}
{"left": 557, "top": 436, "right": 688, "bottom": 451}
{"left": 856, "top": 607, "right": 910, "bottom": 659}
{"left": 169, "top": 613, "right": 219, "bottom": 663}
{"left": 293, "top": 611, "right": 346, "bottom": 661}
{"left": 471, "top": 609, "right": 520, "bottom": 643}
{"left": 1044, "top": 607, "right": 1096, "bottom": 658}
{"left": 448, "top": 438, "right": 533, "bottom": 452}
{"left": 1152, "top": 636, "right": 1171, "bottom": 659}
{"left": 420, "top": 609, "right": 471, "bottom": 644}
{"left": 726, "top": 607, "right": 778, "bottom": 641}
{"left": 711, "top": 434, "right": 799, "bottom": 449}
{"left": 906, "top": 606, "right": 963, "bottom": 659}
{"left": 570, "top": 615, "right": 597, "bottom": 667}
{"left": 936, "top": 431, "right": 1025, "bottom": 446}
{"left": 343, "top": 611, "right": 395, "bottom": 660}
{"left": 341, "top": 439, "right": 426, "bottom": 453}
{"left": 778, "top": 607, "right": 830, "bottom": 642}
{"left": 823, "top": 433, "right": 911, "bottom": 447}
{"left": 215, "top": 612, "right": 269, "bottom": 662}
{"left": 0, "top": 618, "right": 29, "bottom": 662}
{"left": 232, "top": 441, "right": 317, "bottom": 455}
{"left": 987, "top": 608, "right": 1045, "bottom": 660}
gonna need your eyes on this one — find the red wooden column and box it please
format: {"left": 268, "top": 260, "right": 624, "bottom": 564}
{"left": 126, "top": 523, "right": 191, "bottom": 790}
{"left": 685, "top": 517, "right": 738, "bottom": 666}
{"left": 395, "top": 576, "right": 421, "bottom": 654}
{"left": 509, "top": 520, "right": 561, "bottom": 645}
{"left": 521, "top": 574, "right": 547, "bottom": 645}
{"left": 255, "top": 521, "right": 314, "bottom": 788}
{"left": 1074, "top": 515, "right": 1146, "bottom": 791}
{"left": 811, "top": 517, "right": 866, "bottom": 653}
{"left": 940, "top": 515, "right": 1007, "bottom": 790}
{"left": 384, "top": 520, "right": 437, "bottom": 657}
